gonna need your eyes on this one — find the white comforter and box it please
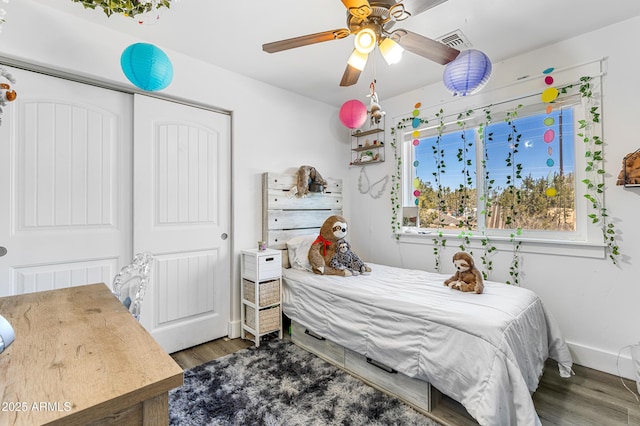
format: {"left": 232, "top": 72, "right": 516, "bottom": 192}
{"left": 282, "top": 263, "right": 573, "bottom": 426}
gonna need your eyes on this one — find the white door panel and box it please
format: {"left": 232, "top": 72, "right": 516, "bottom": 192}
{"left": 0, "top": 67, "right": 132, "bottom": 297}
{"left": 133, "top": 95, "right": 230, "bottom": 353}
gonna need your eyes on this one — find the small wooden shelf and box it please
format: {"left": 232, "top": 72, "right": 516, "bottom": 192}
{"left": 352, "top": 143, "right": 384, "bottom": 152}
{"left": 352, "top": 127, "right": 384, "bottom": 137}
{"left": 350, "top": 119, "right": 385, "bottom": 166}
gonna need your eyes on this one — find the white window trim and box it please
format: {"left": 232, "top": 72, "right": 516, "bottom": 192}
{"left": 397, "top": 62, "right": 607, "bottom": 258}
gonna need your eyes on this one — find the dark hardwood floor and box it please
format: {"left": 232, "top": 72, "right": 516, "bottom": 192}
{"left": 171, "top": 337, "right": 640, "bottom": 426}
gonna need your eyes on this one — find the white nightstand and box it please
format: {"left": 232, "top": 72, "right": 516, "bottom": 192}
{"left": 240, "top": 248, "right": 282, "bottom": 347}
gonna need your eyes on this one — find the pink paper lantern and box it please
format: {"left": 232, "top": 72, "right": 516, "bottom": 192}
{"left": 339, "top": 99, "right": 367, "bottom": 129}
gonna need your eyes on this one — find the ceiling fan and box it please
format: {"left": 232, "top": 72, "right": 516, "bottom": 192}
{"left": 262, "top": 0, "right": 461, "bottom": 87}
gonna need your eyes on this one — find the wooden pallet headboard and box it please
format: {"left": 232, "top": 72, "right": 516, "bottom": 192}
{"left": 262, "top": 172, "right": 343, "bottom": 250}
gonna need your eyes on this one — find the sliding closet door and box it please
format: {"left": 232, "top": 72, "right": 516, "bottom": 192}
{"left": 133, "top": 94, "right": 231, "bottom": 353}
{"left": 0, "top": 67, "right": 132, "bottom": 297}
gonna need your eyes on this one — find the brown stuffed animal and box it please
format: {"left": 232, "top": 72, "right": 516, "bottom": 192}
{"left": 308, "top": 215, "right": 370, "bottom": 276}
{"left": 616, "top": 151, "right": 640, "bottom": 185}
{"left": 444, "top": 252, "right": 484, "bottom": 294}
{"left": 293, "top": 165, "right": 327, "bottom": 197}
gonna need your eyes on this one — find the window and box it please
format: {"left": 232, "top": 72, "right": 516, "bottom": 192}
{"left": 405, "top": 93, "right": 586, "bottom": 242}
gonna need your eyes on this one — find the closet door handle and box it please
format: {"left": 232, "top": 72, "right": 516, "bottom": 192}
{"left": 0, "top": 247, "right": 6, "bottom": 257}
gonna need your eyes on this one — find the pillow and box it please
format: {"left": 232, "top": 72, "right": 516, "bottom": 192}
{"left": 286, "top": 235, "right": 317, "bottom": 271}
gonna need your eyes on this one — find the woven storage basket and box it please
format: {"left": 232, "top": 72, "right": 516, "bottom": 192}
{"left": 245, "top": 305, "right": 280, "bottom": 334}
{"left": 243, "top": 279, "right": 280, "bottom": 307}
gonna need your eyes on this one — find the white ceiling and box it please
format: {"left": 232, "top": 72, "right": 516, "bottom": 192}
{"left": 33, "top": 0, "right": 640, "bottom": 107}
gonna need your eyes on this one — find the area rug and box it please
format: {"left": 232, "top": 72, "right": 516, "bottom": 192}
{"left": 169, "top": 338, "right": 441, "bottom": 426}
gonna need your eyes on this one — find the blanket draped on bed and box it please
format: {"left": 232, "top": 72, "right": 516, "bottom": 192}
{"left": 282, "top": 263, "right": 573, "bottom": 426}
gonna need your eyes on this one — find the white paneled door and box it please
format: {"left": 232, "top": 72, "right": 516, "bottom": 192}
{"left": 0, "top": 67, "right": 133, "bottom": 297}
{"left": 133, "top": 94, "right": 231, "bottom": 353}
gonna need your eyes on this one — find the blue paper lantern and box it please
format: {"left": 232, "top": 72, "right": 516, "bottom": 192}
{"left": 120, "top": 43, "right": 173, "bottom": 91}
{"left": 442, "top": 49, "right": 492, "bottom": 96}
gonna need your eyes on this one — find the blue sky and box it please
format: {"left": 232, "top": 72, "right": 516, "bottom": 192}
{"left": 414, "top": 109, "right": 575, "bottom": 190}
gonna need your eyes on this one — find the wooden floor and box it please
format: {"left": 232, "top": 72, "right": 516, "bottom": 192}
{"left": 171, "top": 337, "right": 640, "bottom": 426}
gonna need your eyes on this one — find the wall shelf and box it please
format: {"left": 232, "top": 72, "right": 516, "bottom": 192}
{"left": 350, "top": 119, "right": 385, "bottom": 166}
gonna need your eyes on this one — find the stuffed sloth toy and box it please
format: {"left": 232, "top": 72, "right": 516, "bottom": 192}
{"left": 308, "top": 215, "right": 371, "bottom": 276}
{"left": 329, "top": 239, "right": 370, "bottom": 275}
{"left": 444, "top": 252, "right": 484, "bottom": 294}
{"left": 292, "top": 165, "right": 327, "bottom": 197}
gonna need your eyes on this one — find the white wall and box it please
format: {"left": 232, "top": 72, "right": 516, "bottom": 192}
{"left": 346, "top": 16, "right": 640, "bottom": 379}
{"left": 0, "top": 0, "right": 350, "bottom": 338}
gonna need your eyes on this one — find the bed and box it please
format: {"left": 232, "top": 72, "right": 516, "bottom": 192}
{"left": 262, "top": 172, "right": 573, "bottom": 426}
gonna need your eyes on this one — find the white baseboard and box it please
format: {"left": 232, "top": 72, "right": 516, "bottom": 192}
{"left": 228, "top": 320, "right": 241, "bottom": 339}
{"left": 567, "top": 340, "right": 636, "bottom": 381}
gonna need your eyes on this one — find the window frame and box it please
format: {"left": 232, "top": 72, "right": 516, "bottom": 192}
{"left": 399, "top": 86, "right": 604, "bottom": 253}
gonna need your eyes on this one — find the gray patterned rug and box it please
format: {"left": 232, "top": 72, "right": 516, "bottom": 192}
{"left": 168, "top": 338, "right": 440, "bottom": 426}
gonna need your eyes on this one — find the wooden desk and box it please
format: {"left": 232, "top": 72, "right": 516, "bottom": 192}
{"left": 0, "top": 283, "right": 184, "bottom": 426}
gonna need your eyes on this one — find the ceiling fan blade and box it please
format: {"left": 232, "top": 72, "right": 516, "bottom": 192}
{"left": 341, "top": 0, "right": 372, "bottom": 19}
{"left": 263, "top": 29, "right": 350, "bottom": 53}
{"left": 401, "top": 0, "right": 448, "bottom": 17}
{"left": 393, "top": 29, "right": 459, "bottom": 64}
{"left": 340, "top": 64, "right": 362, "bottom": 87}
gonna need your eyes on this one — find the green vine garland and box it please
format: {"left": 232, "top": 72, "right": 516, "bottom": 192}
{"left": 576, "top": 77, "right": 620, "bottom": 263}
{"left": 391, "top": 75, "right": 619, "bottom": 278}
{"left": 479, "top": 107, "right": 496, "bottom": 280}
{"left": 390, "top": 124, "right": 404, "bottom": 239}
{"left": 71, "top": 0, "right": 172, "bottom": 18}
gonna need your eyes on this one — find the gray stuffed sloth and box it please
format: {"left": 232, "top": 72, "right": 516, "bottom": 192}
{"left": 329, "top": 239, "right": 370, "bottom": 275}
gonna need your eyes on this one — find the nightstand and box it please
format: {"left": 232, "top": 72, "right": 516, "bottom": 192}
{"left": 240, "top": 248, "right": 282, "bottom": 347}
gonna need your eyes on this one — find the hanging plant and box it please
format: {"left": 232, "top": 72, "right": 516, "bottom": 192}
{"left": 71, "top": 0, "right": 172, "bottom": 18}
{"left": 502, "top": 105, "right": 524, "bottom": 227}
{"left": 479, "top": 107, "right": 497, "bottom": 279}
{"left": 502, "top": 105, "right": 524, "bottom": 284}
{"left": 576, "top": 76, "right": 620, "bottom": 264}
{"left": 455, "top": 110, "right": 475, "bottom": 254}
{"left": 430, "top": 109, "right": 448, "bottom": 270}
{"left": 390, "top": 121, "right": 407, "bottom": 239}
{"left": 506, "top": 228, "right": 523, "bottom": 285}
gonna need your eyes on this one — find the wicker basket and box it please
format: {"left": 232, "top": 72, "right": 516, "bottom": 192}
{"left": 245, "top": 305, "right": 280, "bottom": 334}
{"left": 243, "top": 279, "right": 280, "bottom": 307}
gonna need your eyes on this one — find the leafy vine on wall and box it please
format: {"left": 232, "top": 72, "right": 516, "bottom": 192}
{"left": 391, "top": 73, "right": 620, "bottom": 280}
{"left": 390, "top": 124, "right": 404, "bottom": 239}
{"left": 576, "top": 77, "right": 620, "bottom": 263}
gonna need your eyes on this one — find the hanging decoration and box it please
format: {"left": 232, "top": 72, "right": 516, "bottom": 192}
{"left": 367, "top": 81, "right": 386, "bottom": 126}
{"left": 339, "top": 99, "right": 367, "bottom": 129}
{"left": 0, "top": 67, "right": 17, "bottom": 127}
{"left": 442, "top": 49, "right": 492, "bottom": 96}
{"left": 411, "top": 102, "right": 422, "bottom": 206}
{"left": 120, "top": 43, "right": 173, "bottom": 91}
{"left": 357, "top": 167, "right": 389, "bottom": 199}
{"left": 71, "top": 0, "right": 173, "bottom": 19}
{"left": 541, "top": 67, "right": 558, "bottom": 198}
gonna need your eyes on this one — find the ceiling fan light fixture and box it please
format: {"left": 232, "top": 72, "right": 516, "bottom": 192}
{"left": 379, "top": 37, "right": 404, "bottom": 65}
{"left": 347, "top": 49, "right": 369, "bottom": 71}
{"left": 354, "top": 27, "right": 377, "bottom": 54}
